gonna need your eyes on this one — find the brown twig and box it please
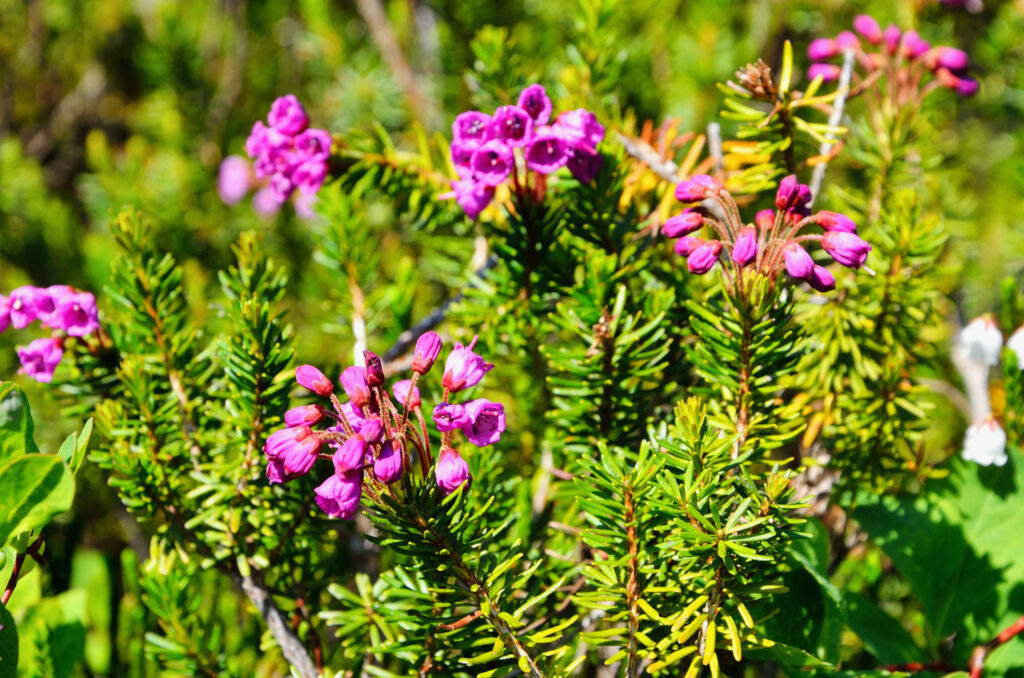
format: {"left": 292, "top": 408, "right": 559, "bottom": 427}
{"left": 1, "top": 536, "right": 44, "bottom": 606}
{"left": 969, "top": 612, "right": 1024, "bottom": 678}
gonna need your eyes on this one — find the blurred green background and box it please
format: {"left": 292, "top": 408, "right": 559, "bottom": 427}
{"left": 1, "top": 0, "right": 1022, "bottom": 675}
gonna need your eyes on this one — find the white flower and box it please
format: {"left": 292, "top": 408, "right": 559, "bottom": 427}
{"left": 960, "top": 315, "right": 1003, "bottom": 366}
{"left": 1007, "top": 326, "right": 1024, "bottom": 370}
{"left": 962, "top": 418, "right": 1008, "bottom": 467}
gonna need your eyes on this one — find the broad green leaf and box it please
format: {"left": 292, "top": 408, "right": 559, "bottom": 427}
{"left": 0, "top": 382, "right": 38, "bottom": 464}
{"left": 744, "top": 640, "right": 833, "bottom": 668}
{"left": 0, "top": 603, "right": 15, "bottom": 678}
{"left": 853, "top": 452, "right": 1024, "bottom": 671}
{"left": 0, "top": 455, "right": 75, "bottom": 547}
{"left": 845, "top": 592, "right": 920, "bottom": 665}
{"left": 57, "top": 419, "right": 93, "bottom": 475}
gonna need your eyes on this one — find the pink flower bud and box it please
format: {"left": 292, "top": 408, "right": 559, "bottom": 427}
{"left": 675, "top": 175, "right": 720, "bottom": 202}
{"left": 884, "top": 25, "right": 902, "bottom": 54}
{"left": 836, "top": 31, "right": 860, "bottom": 51}
{"left": 333, "top": 435, "right": 367, "bottom": 474}
{"left": 732, "top": 227, "right": 758, "bottom": 267}
{"left": 412, "top": 331, "right": 443, "bottom": 375}
{"left": 362, "top": 350, "right": 385, "bottom": 388}
{"left": 217, "top": 155, "right": 253, "bottom": 205}
{"left": 393, "top": 379, "right": 421, "bottom": 409}
{"left": 934, "top": 46, "right": 969, "bottom": 71}
{"left": 674, "top": 236, "right": 703, "bottom": 257}
{"left": 687, "top": 240, "right": 722, "bottom": 274}
{"left": 807, "top": 38, "right": 839, "bottom": 61}
{"left": 755, "top": 210, "right": 775, "bottom": 230}
{"left": 281, "top": 432, "right": 321, "bottom": 477}
{"left": 460, "top": 399, "right": 506, "bottom": 447}
{"left": 452, "top": 111, "right": 491, "bottom": 142}
{"left": 341, "top": 366, "right": 372, "bottom": 407}
{"left": 663, "top": 210, "right": 704, "bottom": 238}
{"left": 470, "top": 140, "right": 514, "bottom": 187}
{"left": 775, "top": 175, "right": 799, "bottom": 210}
{"left": 808, "top": 265, "right": 837, "bottom": 292}
{"left": 315, "top": 471, "right": 362, "bottom": 519}
{"left": 436, "top": 447, "right": 470, "bottom": 495}
{"left": 822, "top": 231, "right": 872, "bottom": 269}
{"left": 446, "top": 179, "right": 495, "bottom": 220}
{"left": 296, "top": 365, "right": 333, "bottom": 396}
{"left": 807, "top": 63, "right": 842, "bottom": 83}
{"left": 433, "top": 403, "right": 469, "bottom": 432}
{"left": 488, "top": 106, "right": 533, "bottom": 148}
{"left": 268, "top": 95, "right": 309, "bottom": 135}
{"left": 853, "top": 15, "right": 883, "bottom": 44}
{"left": 518, "top": 84, "right": 552, "bottom": 125}
{"left": 567, "top": 143, "right": 603, "bottom": 183}
{"left": 442, "top": 336, "right": 494, "bottom": 392}
{"left": 901, "top": 30, "right": 930, "bottom": 59}
{"left": 0, "top": 295, "right": 9, "bottom": 334}
{"left": 284, "top": 405, "right": 324, "bottom": 427}
{"left": 816, "top": 211, "right": 857, "bottom": 233}
{"left": 359, "top": 416, "right": 383, "bottom": 443}
{"left": 374, "top": 441, "right": 404, "bottom": 484}
{"left": 783, "top": 243, "right": 815, "bottom": 279}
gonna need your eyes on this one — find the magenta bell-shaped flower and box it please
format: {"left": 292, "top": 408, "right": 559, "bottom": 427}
{"left": 808, "top": 265, "right": 837, "bottom": 292}
{"left": 822, "top": 231, "right": 872, "bottom": 269}
{"left": 16, "top": 337, "right": 64, "bottom": 384}
{"left": 816, "top": 211, "right": 857, "bottom": 233}
{"left": 442, "top": 336, "right": 494, "bottom": 392}
{"left": 433, "top": 402, "right": 469, "bottom": 432}
{"left": 807, "top": 38, "right": 840, "bottom": 61}
{"left": 807, "top": 63, "right": 842, "bottom": 82}
{"left": 687, "top": 240, "right": 722, "bottom": 274}
{"left": 393, "top": 379, "right": 421, "bottom": 409}
{"left": 525, "top": 129, "right": 570, "bottom": 174}
{"left": 268, "top": 95, "right": 309, "bottom": 135}
{"left": 884, "top": 25, "right": 902, "bottom": 54}
{"left": 447, "top": 178, "right": 495, "bottom": 220}
{"left": 340, "top": 366, "right": 371, "bottom": 407}
{"left": 674, "top": 236, "right": 703, "bottom": 257}
{"left": 853, "top": 15, "right": 883, "bottom": 44}
{"left": 783, "top": 242, "right": 815, "bottom": 279}
{"left": 470, "top": 140, "right": 515, "bottom": 187}
{"left": 374, "top": 441, "right": 404, "bottom": 484}
{"left": 436, "top": 447, "right": 470, "bottom": 495}
{"left": 518, "top": 84, "right": 553, "bottom": 125}
{"left": 296, "top": 365, "right": 333, "bottom": 396}
{"left": 567, "top": 144, "right": 603, "bottom": 183}
{"left": 412, "top": 331, "right": 443, "bottom": 375}
{"left": 556, "top": 109, "right": 605, "bottom": 148}
{"left": 53, "top": 292, "right": 100, "bottom": 337}
{"left": 460, "top": 399, "right": 506, "bottom": 446}
{"left": 450, "top": 139, "right": 480, "bottom": 179}
{"left": 358, "top": 416, "right": 383, "bottom": 443}
{"left": 488, "top": 106, "right": 533, "bottom": 148}
{"left": 315, "top": 471, "right": 362, "bottom": 519}
{"left": 452, "top": 111, "right": 491, "bottom": 142}
{"left": 333, "top": 435, "right": 367, "bottom": 474}
{"left": 731, "top": 227, "right": 758, "bottom": 267}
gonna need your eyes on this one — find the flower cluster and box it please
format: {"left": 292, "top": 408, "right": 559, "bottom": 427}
{"left": 807, "top": 15, "right": 977, "bottom": 98}
{"left": 263, "top": 331, "right": 505, "bottom": 520}
{"left": 663, "top": 174, "right": 871, "bottom": 292}
{"left": 243, "top": 95, "right": 331, "bottom": 214}
{"left": 0, "top": 285, "right": 100, "bottom": 383}
{"left": 442, "top": 84, "right": 606, "bottom": 219}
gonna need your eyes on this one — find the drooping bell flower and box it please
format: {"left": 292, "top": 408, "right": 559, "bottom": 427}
{"left": 960, "top": 315, "right": 1003, "bottom": 366}
{"left": 460, "top": 399, "right": 506, "bottom": 447}
{"left": 374, "top": 441, "right": 404, "bottom": 484}
{"left": 393, "top": 379, "right": 421, "bottom": 409}
{"left": 16, "top": 337, "right": 64, "bottom": 384}
{"left": 731, "top": 227, "right": 758, "bottom": 267}
{"left": 445, "top": 178, "right": 495, "bottom": 220}
{"left": 315, "top": 471, "right": 363, "bottom": 519}
{"left": 341, "top": 366, "right": 371, "bottom": 408}
{"left": 9, "top": 286, "right": 45, "bottom": 329}
{"left": 808, "top": 265, "right": 837, "bottom": 292}
{"left": 359, "top": 416, "right": 383, "bottom": 443}
{"left": 822, "top": 231, "right": 871, "bottom": 269}
{"left": 816, "top": 211, "right": 857, "bottom": 233}
{"left": 442, "top": 336, "right": 494, "bottom": 392}
{"left": 450, "top": 139, "right": 480, "bottom": 179}
{"left": 292, "top": 160, "right": 328, "bottom": 195}
{"left": 53, "top": 292, "right": 100, "bottom": 337}
{"left": 436, "top": 447, "right": 470, "bottom": 495}
{"left": 962, "top": 418, "right": 1008, "bottom": 467}
{"left": 567, "top": 144, "right": 603, "bottom": 183}
{"left": 556, "top": 109, "right": 605, "bottom": 149}
{"left": 433, "top": 403, "right": 469, "bottom": 432}
{"left": 517, "top": 84, "right": 553, "bottom": 125}
{"left": 296, "top": 365, "right": 333, "bottom": 396}
{"left": 470, "top": 140, "right": 515, "bottom": 187}
{"left": 783, "top": 243, "right": 815, "bottom": 279}
{"left": 333, "top": 435, "right": 367, "bottom": 474}
{"left": 525, "top": 129, "right": 570, "bottom": 174}
{"left": 412, "top": 331, "right": 443, "bottom": 375}
{"left": 488, "top": 106, "right": 533, "bottom": 147}
{"left": 294, "top": 128, "right": 332, "bottom": 162}
{"left": 267, "top": 95, "right": 309, "bottom": 135}
{"left": 687, "top": 240, "right": 722, "bottom": 274}
{"left": 452, "top": 111, "right": 491, "bottom": 142}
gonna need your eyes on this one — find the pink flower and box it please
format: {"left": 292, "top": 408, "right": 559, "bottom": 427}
{"left": 436, "top": 447, "right": 470, "bottom": 495}
{"left": 315, "top": 471, "right": 362, "bottom": 519}
{"left": 816, "top": 211, "right": 857, "bottom": 233}
{"left": 296, "top": 365, "right": 334, "bottom": 396}
{"left": 265, "top": 426, "right": 309, "bottom": 462}
{"left": 884, "top": 25, "right": 902, "bottom": 55}
{"left": 783, "top": 243, "right": 815, "bottom": 279}
{"left": 836, "top": 31, "right": 860, "bottom": 51}
{"left": 292, "top": 160, "right": 328, "bottom": 195}
{"left": 333, "top": 435, "right": 367, "bottom": 474}
{"left": 452, "top": 111, "right": 492, "bottom": 142}
{"left": 488, "top": 106, "right": 533, "bottom": 147}
{"left": 853, "top": 15, "right": 883, "bottom": 44}
{"left": 732, "top": 227, "right": 758, "bottom": 267}
{"left": 53, "top": 292, "right": 100, "bottom": 337}
{"left": 341, "top": 366, "right": 371, "bottom": 408}
{"left": 755, "top": 210, "right": 774, "bottom": 230}
{"left": 470, "top": 140, "right": 514, "bottom": 187}
{"left": 442, "top": 335, "right": 494, "bottom": 392}
{"left": 674, "top": 175, "right": 720, "bottom": 202}
{"left": 807, "top": 63, "right": 841, "bottom": 82}
{"left": 339, "top": 401, "right": 367, "bottom": 430}
{"left": 674, "top": 236, "right": 702, "bottom": 257}
{"left": 362, "top": 350, "right": 385, "bottom": 388}
{"left": 253, "top": 186, "right": 285, "bottom": 216}
{"left": 518, "top": 84, "right": 552, "bottom": 125}
{"left": 9, "top": 286, "right": 45, "bottom": 329}
{"left": 374, "top": 441, "right": 404, "bottom": 484}
{"left": 775, "top": 175, "right": 810, "bottom": 211}
{"left": 933, "top": 46, "right": 970, "bottom": 72}
{"left": 412, "top": 331, "right": 443, "bottom": 375}
{"left": 359, "top": 416, "right": 383, "bottom": 443}
{"left": 460, "top": 399, "right": 506, "bottom": 446}
{"left": 445, "top": 179, "right": 494, "bottom": 220}
{"left": 218, "top": 155, "right": 253, "bottom": 205}
{"left": 567, "top": 143, "right": 603, "bottom": 183}
{"left": 450, "top": 139, "right": 481, "bottom": 179}
{"left": 284, "top": 404, "right": 325, "bottom": 427}
{"left": 525, "top": 128, "right": 570, "bottom": 174}
{"left": 663, "top": 210, "right": 704, "bottom": 238}
{"left": 294, "top": 128, "right": 332, "bottom": 162}
{"left": 393, "top": 379, "right": 421, "bottom": 409}
{"left": 0, "top": 295, "right": 9, "bottom": 334}
{"left": 808, "top": 265, "right": 837, "bottom": 292}
{"left": 280, "top": 433, "right": 320, "bottom": 477}
{"left": 901, "top": 31, "right": 930, "bottom": 59}
{"left": 16, "top": 337, "right": 64, "bottom": 383}
{"left": 807, "top": 38, "right": 839, "bottom": 61}
{"left": 433, "top": 403, "right": 469, "bottom": 433}
{"left": 822, "top": 231, "right": 872, "bottom": 269}
{"left": 555, "top": 109, "right": 605, "bottom": 148}
{"left": 687, "top": 240, "right": 722, "bottom": 274}
{"left": 267, "top": 95, "right": 309, "bottom": 135}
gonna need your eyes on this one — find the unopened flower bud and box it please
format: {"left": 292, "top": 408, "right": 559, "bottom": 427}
{"left": 822, "top": 231, "right": 871, "bottom": 269}
{"left": 663, "top": 210, "right": 704, "bottom": 238}
{"left": 884, "top": 25, "right": 902, "bottom": 54}
{"left": 853, "top": 14, "right": 883, "bottom": 44}
{"left": 341, "top": 366, "right": 371, "bottom": 407}
{"left": 783, "top": 243, "right": 815, "bottom": 279}
{"left": 901, "top": 30, "right": 930, "bottom": 59}
{"left": 808, "top": 265, "right": 837, "bottom": 292}
{"left": 359, "top": 416, "right": 383, "bottom": 443}
{"left": 775, "top": 175, "right": 809, "bottom": 210}
{"left": 807, "top": 63, "right": 842, "bottom": 82}
{"left": 285, "top": 404, "right": 324, "bottom": 427}
{"left": 816, "top": 211, "right": 857, "bottom": 233}
{"left": 836, "top": 31, "right": 860, "bottom": 51}
{"left": 755, "top": 210, "right": 774, "bottom": 230}
{"left": 296, "top": 365, "right": 333, "bottom": 396}
{"left": 333, "top": 435, "right": 367, "bottom": 473}
{"left": 674, "top": 175, "right": 720, "bottom": 202}
{"left": 268, "top": 95, "right": 309, "bottom": 135}
{"left": 687, "top": 240, "right": 722, "bottom": 274}
{"left": 374, "top": 441, "right": 404, "bottom": 484}
{"left": 674, "top": 236, "right": 703, "bottom": 257}
{"left": 363, "top": 350, "right": 385, "bottom": 388}
{"left": 934, "top": 46, "right": 969, "bottom": 72}
{"left": 412, "top": 331, "right": 443, "bottom": 374}
{"left": 436, "top": 447, "right": 470, "bottom": 495}
{"left": 393, "top": 379, "right": 421, "bottom": 409}
{"left": 732, "top": 227, "right": 758, "bottom": 267}
{"left": 807, "top": 38, "right": 839, "bottom": 61}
